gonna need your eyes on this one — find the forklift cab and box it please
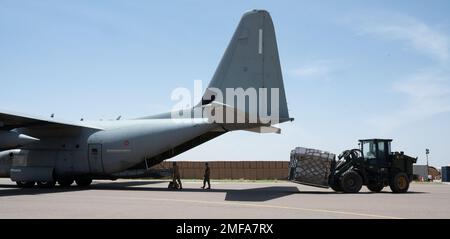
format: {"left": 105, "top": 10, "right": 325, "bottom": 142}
{"left": 359, "top": 139, "right": 392, "bottom": 166}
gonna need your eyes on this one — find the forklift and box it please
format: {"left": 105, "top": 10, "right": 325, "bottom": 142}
{"left": 329, "top": 139, "right": 417, "bottom": 193}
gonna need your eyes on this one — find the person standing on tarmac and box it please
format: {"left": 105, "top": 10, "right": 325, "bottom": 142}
{"left": 201, "top": 162, "right": 211, "bottom": 189}
{"left": 172, "top": 162, "right": 182, "bottom": 189}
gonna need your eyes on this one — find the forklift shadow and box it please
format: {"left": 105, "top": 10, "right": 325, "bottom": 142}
{"left": 366, "top": 191, "right": 427, "bottom": 194}
{"left": 294, "top": 190, "right": 428, "bottom": 194}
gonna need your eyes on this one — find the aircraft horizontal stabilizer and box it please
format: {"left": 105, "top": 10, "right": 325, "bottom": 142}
{"left": 244, "top": 126, "right": 281, "bottom": 134}
{"left": 200, "top": 102, "right": 280, "bottom": 133}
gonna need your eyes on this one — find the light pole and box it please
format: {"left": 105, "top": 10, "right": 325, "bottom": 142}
{"left": 426, "top": 149, "right": 430, "bottom": 181}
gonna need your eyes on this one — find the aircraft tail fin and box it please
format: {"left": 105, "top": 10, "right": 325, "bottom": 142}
{"left": 201, "top": 10, "right": 291, "bottom": 124}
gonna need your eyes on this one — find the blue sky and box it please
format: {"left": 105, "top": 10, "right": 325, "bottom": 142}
{"left": 1, "top": 0, "right": 450, "bottom": 167}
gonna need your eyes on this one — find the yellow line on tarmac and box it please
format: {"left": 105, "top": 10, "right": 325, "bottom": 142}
{"left": 122, "top": 196, "right": 404, "bottom": 219}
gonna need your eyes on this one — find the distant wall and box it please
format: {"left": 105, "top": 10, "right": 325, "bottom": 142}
{"left": 154, "top": 161, "right": 290, "bottom": 180}
{"left": 413, "top": 165, "right": 441, "bottom": 180}
{"left": 413, "top": 165, "right": 428, "bottom": 179}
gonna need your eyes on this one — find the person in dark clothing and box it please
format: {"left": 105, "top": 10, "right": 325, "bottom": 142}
{"left": 201, "top": 162, "right": 211, "bottom": 189}
{"left": 172, "top": 162, "right": 182, "bottom": 189}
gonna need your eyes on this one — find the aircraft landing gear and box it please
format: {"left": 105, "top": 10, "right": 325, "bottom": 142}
{"left": 58, "top": 179, "right": 74, "bottom": 187}
{"left": 16, "top": 181, "right": 36, "bottom": 188}
{"left": 16, "top": 179, "right": 92, "bottom": 188}
{"left": 37, "top": 181, "right": 56, "bottom": 188}
{"left": 75, "top": 178, "right": 92, "bottom": 187}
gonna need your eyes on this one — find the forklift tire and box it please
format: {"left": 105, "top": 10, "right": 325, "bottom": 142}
{"left": 331, "top": 183, "right": 343, "bottom": 192}
{"left": 389, "top": 172, "right": 410, "bottom": 193}
{"left": 340, "top": 170, "right": 363, "bottom": 193}
{"left": 367, "top": 183, "right": 384, "bottom": 192}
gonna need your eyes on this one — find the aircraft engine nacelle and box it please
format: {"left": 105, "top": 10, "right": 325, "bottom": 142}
{"left": 0, "top": 150, "right": 15, "bottom": 177}
{"left": 0, "top": 131, "right": 40, "bottom": 151}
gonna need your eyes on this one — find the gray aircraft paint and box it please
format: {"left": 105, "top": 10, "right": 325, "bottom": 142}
{"left": 202, "top": 10, "right": 290, "bottom": 123}
{"left": 0, "top": 10, "right": 292, "bottom": 184}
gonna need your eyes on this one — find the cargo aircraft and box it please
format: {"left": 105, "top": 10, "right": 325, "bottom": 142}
{"left": 0, "top": 10, "right": 292, "bottom": 188}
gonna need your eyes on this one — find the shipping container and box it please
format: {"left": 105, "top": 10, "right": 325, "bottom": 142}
{"left": 442, "top": 166, "right": 450, "bottom": 182}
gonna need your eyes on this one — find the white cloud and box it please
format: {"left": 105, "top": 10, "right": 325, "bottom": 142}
{"left": 394, "top": 68, "right": 450, "bottom": 101}
{"left": 369, "top": 66, "right": 450, "bottom": 131}
{"left": 289, "top": 60, "right": 339, "bottom": 81}
{"left": 357, "top": 14, "right": 449, "bottom": 62}
{"left": 350, "top": 13, "right": 450, "bottom": 131}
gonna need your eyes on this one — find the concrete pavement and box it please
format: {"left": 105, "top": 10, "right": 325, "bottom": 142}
{"left": 0, "top": 178, "right": 449, "bottom": 218}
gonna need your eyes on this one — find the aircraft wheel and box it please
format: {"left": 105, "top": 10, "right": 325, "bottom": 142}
{"left": 340, "top": 170, "right": 362, "bottom": 193}
{"left": 58, "top": 179, "right": 74, "bottom": 187}
{"left": 16, "top": 181, "right": 35, "bottom": 188}
{"left": 75, "top": 178, "right": 92, "bottom": 187}
{"left": 37, "top": 181, "right": 56, "bottom": 188}
{"left": 389, "top": 172, "right": 410, "bottom": 193}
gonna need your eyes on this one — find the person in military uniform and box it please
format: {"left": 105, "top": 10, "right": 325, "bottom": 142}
{"left": 201, "top": 162, "right": 211, "bottom": 189}
{"left": 172, "top": 162, "right": 182, "bottom": 189}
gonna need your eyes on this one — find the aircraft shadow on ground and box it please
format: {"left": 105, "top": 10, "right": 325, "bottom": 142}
{"left": 0, "top": 180, "right": 166, "bottom": 197}
{"left": 224, "top": 186, "right": 299, "bottom": 201}
{"left": 0, "top": 180, "right": 427, "bottom": 200}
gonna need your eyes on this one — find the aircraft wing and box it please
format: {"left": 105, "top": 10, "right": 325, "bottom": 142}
{"left": 0, "top": 110, "right": 100, "bottom": 130}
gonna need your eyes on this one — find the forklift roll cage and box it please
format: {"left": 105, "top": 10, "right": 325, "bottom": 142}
{"left": 359, "top": 139, "right": 392, "bottom": 165}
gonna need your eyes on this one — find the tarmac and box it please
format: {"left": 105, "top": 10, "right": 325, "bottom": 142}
{"left": 0, "top": 178, "right": 449, "bottom": 219}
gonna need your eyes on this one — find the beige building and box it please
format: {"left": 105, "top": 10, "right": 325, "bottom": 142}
{"left": 154, "top": 161, "right": 290, "bottom": 180}
{"left": 413, "top": 165, "right": 440, "bottom": 180}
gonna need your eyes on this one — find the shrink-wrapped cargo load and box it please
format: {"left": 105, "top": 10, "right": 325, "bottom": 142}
{"left": 289, "top": 147, "right": 335, "bottom": 188}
